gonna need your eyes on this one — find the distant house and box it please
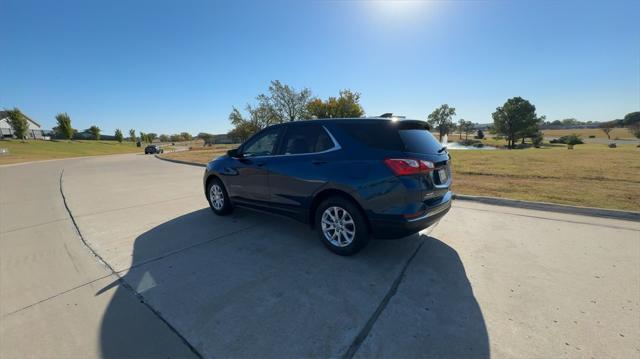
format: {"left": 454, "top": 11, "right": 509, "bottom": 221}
{"left": 0, "top": 111, "right": 45, "bottom": 139}
{"left": 213, "top": 134, "right": 233, "bottom": 144}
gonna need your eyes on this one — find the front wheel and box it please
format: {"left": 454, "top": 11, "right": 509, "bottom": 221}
{"left": 207, "top": 178, "right": 233, "bottom": 215}
{"left": 315, "top": 196, "right": 370, "bottom": 255}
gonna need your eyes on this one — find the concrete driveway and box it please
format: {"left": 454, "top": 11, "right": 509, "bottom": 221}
{"left": 1, "top": 153, "right": 638, "bottom": 358}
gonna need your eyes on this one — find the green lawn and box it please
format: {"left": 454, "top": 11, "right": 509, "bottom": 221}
{"left": 450, "top": 143, "right": 640, "bottom": 211}
{"left": 0, "top": 139, "right": 141, "bottom": 165}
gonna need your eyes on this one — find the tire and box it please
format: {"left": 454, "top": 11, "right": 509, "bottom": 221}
{"left": 206, "top": 178, "right": 233, "bottom": 215}
{"left": 315, "top": 196, "right": 370, "bottom": 255}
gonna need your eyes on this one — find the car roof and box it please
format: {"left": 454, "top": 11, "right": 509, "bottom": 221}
{"left": 271, "top": 117, "right": 427, "bottom": 127}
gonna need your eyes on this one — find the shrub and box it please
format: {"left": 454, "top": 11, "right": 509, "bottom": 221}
{"left": 564, "top": 134, "right": 583, "bottom": 149}
{"left": 475, "top": 129, "right": 485, "bottom": 139}
{"left": 588, "top": 135, "right": 596, "bottom": 138}
{"left": 531, "top": 132, "right": 544, "bottom": 148}
{"left": 608, "top": 143, "right": 617, "bottom": 148}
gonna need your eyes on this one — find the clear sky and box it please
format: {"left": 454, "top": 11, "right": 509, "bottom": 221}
{"left": 2, "top": 0, "right": 638, "bottom": 135}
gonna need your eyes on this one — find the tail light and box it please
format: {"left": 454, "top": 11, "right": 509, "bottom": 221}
{"left": 384, "top": 158, "right": 434, "bottom": 176}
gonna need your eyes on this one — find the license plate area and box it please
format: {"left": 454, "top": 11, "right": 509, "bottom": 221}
{"left": 437, "top": 168, "right": 448, "bottom": 184}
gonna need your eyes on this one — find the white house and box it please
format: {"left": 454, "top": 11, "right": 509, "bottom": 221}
{"left": 0, "top": 111, "right": 44, "bottom": 139}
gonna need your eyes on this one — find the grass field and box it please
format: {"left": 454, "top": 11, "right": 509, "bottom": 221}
{"left": 0, "top": 140, "right": 141, "bottom": 165}
{"left": 542, "top": 128, "right": 634, "bottom": 140}
{"left": 161, "top": 142, "right": 640, "bottom": 211}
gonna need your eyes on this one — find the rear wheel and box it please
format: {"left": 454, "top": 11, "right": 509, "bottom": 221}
{"left": 207, "top": 178, "right": 233, "bottom": 215}
{"left": 315, "top": 196, "right": 369, "bottom": 255}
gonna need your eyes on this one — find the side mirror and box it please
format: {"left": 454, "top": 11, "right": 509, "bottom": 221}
{"left": 227, "top": 148, "right": 242, "bottom": 158}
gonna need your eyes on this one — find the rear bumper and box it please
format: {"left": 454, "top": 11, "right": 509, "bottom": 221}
{"left": 370, "top": 191, "right": 452, "bottom": 239}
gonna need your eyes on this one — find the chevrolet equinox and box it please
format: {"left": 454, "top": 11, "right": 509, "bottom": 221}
{"left": 203, "top": 117, "right": 452, "bottom": 255}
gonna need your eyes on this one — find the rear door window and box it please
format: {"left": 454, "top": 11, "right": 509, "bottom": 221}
{"left": 279, "top": 124, "right": 334, "bottom": 155}
{"left": 338, "top": 122, "right": 404, "bottom": 151}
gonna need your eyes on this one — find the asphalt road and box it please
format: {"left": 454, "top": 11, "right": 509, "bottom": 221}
{"left": 1, "top": 153, "right": 638, "bottom": 358}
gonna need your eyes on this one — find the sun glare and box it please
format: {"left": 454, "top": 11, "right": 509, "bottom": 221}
{"left": 367, "top": 0, "right": 427, "bottom": 20}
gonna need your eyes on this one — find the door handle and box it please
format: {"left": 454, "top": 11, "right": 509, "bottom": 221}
{"left": 311, "top": 159, "right": 327, "bottom": 165}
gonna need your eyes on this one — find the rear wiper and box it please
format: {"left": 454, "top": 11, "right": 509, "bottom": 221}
{"left": 437, "top": 146, "right": 447, "bottom": 153}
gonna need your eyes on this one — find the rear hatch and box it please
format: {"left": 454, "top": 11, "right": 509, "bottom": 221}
{"left": 395, "top": 120, "right": 451, "bottom": 201}
{"left": 337, "top": 119, "right": 451, "bottom": 201}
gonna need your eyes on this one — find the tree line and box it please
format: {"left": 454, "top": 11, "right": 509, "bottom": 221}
{"left": 226, "top": 80, "right": 364, "bottom": 142}
{"left": 225, "top": 83, "right": 640, "bottom": 148}
{"left": 2, "top": 108, "right": 199, "bottom": 144}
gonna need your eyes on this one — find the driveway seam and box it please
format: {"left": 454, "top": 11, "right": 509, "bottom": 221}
{"left": 1, "top": 274, "right": 114, "bottom": 318}
{"left": 59, "top": 169, "right": 204, "bottom": 359}
{"left": 115, "top": 224, "right": 261, "bottom": 274}
{"left": 342, "top": 225, "right": 437, "bottom": 358}
{"left": 73, "top": 194, "right": 202, "bottom": 219}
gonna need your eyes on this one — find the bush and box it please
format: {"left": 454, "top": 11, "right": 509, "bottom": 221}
{"left": 550, "top": 135, "right": 584, "bottom": 145}
{"left": 608, "top": 143, "right": 617, "bottom": 148}
{"left": 531, "top": 132, "right": 544, "bottom": 148}
{"left": 458, "top": 139, "right": 481, "bottom": 146}
{"left": 564, "top": 134, "right": 583, "bottom": 149}
{"left": 588, "top": 135, "right": 596, "bottom": 138}
{"left": 475, "top": 129, "right": 485, "bottom": 139}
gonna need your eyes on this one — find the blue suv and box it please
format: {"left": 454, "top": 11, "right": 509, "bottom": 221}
{"left": 203, "top": 117, "right": 452, "bottom": 255}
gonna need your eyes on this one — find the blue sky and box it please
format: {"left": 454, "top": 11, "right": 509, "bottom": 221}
{"left": 2, "top": 0, "right": 638, "bottom": 135}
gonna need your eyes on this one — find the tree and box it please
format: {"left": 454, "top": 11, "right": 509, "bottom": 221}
{"left": 146, "top": 133, "right": 157, "bottom": 142}
{"left": 55, "top": 113, "right": 74, "bottom": 140}
{"left": 266, "top": 80, "right": 312, "bottom": 122}
{"left": 308, "top": 89, "right": 365, "bottom": 119}
{"left": 599, "top": 121, "right": 615, "bottom": 140}
{"left": 5, "top": 108, "right": 29, "bottom": 140}
{"left": 623, "top": 111, "right": 640, "bottom": 140}
{"left": 129, "top": 129, "right": 136, "bottom": 142}
{"left": 456, "top": 119, "right": 465, "bottom": 139}
{"left": 492, "top": 97, "right": 543, "bottom": 148}
{"left": 427, "top": 104, "right": 456, "bottom": 141}
{"left": 140, "top": 132, "right": 146, "bottom": 143}
{"left": 89, "top": 125, "right": 101, "bottom": 140}
{"left": 197, "top": 132, "right": 215, "bottom": 145}
{"left": 159, "top": 134, "right": 170, "bottom": 142}
{"left": 623, "top": 111, "right": 640, "bottom": 126}
{"left": 462, "top": 121, "right": 475, "bottom": 140}
{"left": 114, "top": 129, "right": 123, "bottom": 143}
{"left": 180, "top": 132, "right": 192, "bottom": 141}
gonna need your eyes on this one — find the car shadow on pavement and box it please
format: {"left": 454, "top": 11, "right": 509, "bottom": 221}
{"left": 97, "top": 208, "right": 489, "bottom": 358}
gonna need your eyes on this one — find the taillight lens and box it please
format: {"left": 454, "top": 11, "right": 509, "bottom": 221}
{"left": 384, "top": 158, "right": 434, "bottom": 176}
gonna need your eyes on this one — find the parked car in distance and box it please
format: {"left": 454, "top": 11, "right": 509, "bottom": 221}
{"left": 203, "top": 118, "right": 452, "bottom": 255}
{"left": 144, "top": 145, "right": 163, "bottom": 154}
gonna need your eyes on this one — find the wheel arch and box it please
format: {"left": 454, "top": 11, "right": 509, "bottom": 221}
{"left": 308, "top": 188, "right": 370, "bottom": 231}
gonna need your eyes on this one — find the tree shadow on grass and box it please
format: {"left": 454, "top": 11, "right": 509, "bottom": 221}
{"left": 97, "top": 208, "right": 489, "bottom": 358}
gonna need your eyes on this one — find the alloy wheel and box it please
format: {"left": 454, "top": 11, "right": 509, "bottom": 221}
{"left": 321, "top": 206, "right": 356, "bottom": 247}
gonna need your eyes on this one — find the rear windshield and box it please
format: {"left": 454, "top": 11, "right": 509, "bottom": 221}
{"left": 338, "top": 121, "right": 443, "bottom": 154}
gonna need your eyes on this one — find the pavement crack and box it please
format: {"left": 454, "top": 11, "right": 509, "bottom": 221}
{"left": 342, "top": 226, "right": 435, "bottom": 359}
{"left": 58, "top": 169, "right": 204, "bottom": 359}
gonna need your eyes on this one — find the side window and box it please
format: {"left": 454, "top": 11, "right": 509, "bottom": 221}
{"left": 242, "top": 128, "right": 280, "bottom": 157}
{"left": 280, "top": 125, "right": 334, "bottom": 155}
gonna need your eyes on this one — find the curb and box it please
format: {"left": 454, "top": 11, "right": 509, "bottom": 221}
{"left": 153, "top": 155, "right": 639, "bottom": 222}
{"left": 154, "top": 155, "right": 206, "bottom": 167}
{"left": 453, "top": 194, "right": 640, "bottom": 222}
